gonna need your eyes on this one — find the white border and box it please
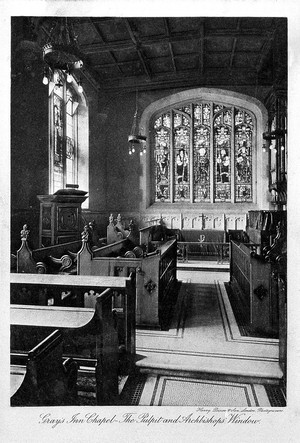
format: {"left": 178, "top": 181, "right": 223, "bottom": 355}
{"left": 1, "top": 1, "right": 300, "bottom": 442}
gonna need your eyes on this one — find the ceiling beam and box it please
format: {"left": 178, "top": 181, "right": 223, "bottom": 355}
{"left": 88, "top": 18, "right": 123, "bottom": 75}
{"left": 229, "top": 38, "right": 237, "bottom": 68}
{"left": 164, "top": 18, "right": 177, "bottom": 73}
{"left": 256, "top": 32, "right": 276, "bottom": 73}
{"left": 229, "top": 18, "right": 240, "bottom": 68}
{"left": 102, "top": 67, "right": 261, "bottom": 85}
{"left": 99, "top": 67, "right": 273, "bottom": 93}
{"left": 123, "top": 18, "right": 152, "bottom": 79}
{"left": 80, "top": 28, "right": 273, "bottom": 54}
{"left": 198, "top": 22, "right": 204, "bottom": 76}
{"left": 92, "top": 49, "right": 261, "bottom": 71}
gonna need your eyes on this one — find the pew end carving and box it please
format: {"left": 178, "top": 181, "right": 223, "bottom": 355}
{"left": 15, "top": 223, "right": 84, "bottom": 275}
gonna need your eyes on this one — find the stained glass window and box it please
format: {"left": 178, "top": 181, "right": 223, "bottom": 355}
{"left": 153, "top": 101, "right": 254, "bottom": 204}
{"left": 50, "top": 71, "right": 79, "bottom": 192}
{"left": 193, "top": 103, "right": 211, "bottom": 202}
{"left": 154, "top": 113, "right": 171, "bottom": 202}
{"left": 174, "top": 115, "right": 190, "bottom": 201}
{"left": 234, "top": 111, "right": 253, "bottom": 201}
{"left": 53, "top": 93, "right": 64, "bottom": 190}
{"left": 214, "top": 108, "right": 232, "bottom": 202}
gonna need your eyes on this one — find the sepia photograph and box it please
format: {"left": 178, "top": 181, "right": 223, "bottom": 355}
{"left": 1, "top": 0, "right": 300, "bottom": 442}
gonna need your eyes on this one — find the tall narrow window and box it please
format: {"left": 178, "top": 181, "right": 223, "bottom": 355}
{"left": 214, "top": 106, "right": 232, "bottom": 202}
{"left": 174, "top": 108, "right": 190, "bottom": 202}
{"left": 50, "top": 70, "right": 79, "bottom": 193}
{"left": 153, "top": 100, "right": 255, "bottom": 204}
{"left": 154, "top": 113, "right": 171, "bottom": 202}
{"left": 193, "top": 103, "right": 211, "bottom": 202}
{"left": 65, "top": 87, "right": 78, "bottom": 185}
{"left": 234, "top": 110, "right": 253, "bottom": 202}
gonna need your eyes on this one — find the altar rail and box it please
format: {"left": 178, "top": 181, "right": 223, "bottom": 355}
{"left": 177, "top": 241, "right": 230, "bottom": 263}
{"left": 10, "top": 273, "right": 136, "bottom": 405}
{"left": 229, "top": 241, "right": 278, "bottom": 335}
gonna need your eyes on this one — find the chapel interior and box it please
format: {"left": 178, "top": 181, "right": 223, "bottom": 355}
{"left": 10, "top": 16, "right": 287, "bottom": 408}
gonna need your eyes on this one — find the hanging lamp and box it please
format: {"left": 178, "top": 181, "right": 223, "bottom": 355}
{"left": 42, "top": 17, "right": 84, "bottom": 87}
{"left": 128, "top": 89, "right": 147, "bottom": 156}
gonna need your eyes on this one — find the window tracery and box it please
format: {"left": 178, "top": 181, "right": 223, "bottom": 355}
{"left": 153, "top": 101, "right": 254, "bottom": 203}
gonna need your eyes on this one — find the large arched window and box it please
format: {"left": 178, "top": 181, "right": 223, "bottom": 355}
{"left": 152, "top": 101, "right": 254, "bottom": 204}
{"left": 49, "top": 70, "right": 89, "bottom": 196}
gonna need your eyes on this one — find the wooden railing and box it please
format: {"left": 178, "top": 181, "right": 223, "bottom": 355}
{"left": 10, "top": 273, "right": 136, "bottom": 405}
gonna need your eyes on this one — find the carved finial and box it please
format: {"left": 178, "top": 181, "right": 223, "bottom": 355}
{"left": 109, "top": 213, "right": 114, "bottom": 224}
{"left": 21, "top": 224, "right": 30, "bottom": 241}
{"left": 81, "top": 225, "right": 90, "bottom": 242}
{"left": 117, "top": 213, "right": 122, "bottom": 223}
{"left": 88, "top": 220, "right": 95, "bottom": 231}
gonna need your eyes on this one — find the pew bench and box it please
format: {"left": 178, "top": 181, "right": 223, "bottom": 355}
{"left": 229, "top": 240, "right": 279, "bottom": 336}
{"left": 10, "top": 273, "right": 136, "bottom": 405}
{"left": 77, "top": 237, "right": 178, "bottom": 330}
{"left": 11, "top": 329, "right": 78, "bottom": 406}
{"left": 16, "top": 236, "right": 83, "bottom": 274}
{"left": 14, "top": 225, "right": 178, "bottom": 331}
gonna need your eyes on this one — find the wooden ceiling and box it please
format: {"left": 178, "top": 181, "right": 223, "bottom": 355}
{"left": 29, "top": 16, "right": 288, "bottom": 93}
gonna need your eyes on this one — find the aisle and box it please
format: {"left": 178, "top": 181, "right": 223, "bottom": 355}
{"left": 135, "top": 270, "right": 282, "bottom": 384}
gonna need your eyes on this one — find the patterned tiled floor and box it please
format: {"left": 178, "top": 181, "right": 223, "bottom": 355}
{"left": 138, "top": 374, "right": 270, "bottom": 407}
{"left": 135, "top": 270, "right": 282, "bottom": 383}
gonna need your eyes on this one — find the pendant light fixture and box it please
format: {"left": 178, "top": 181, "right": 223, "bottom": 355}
{"left": 41, "top": 17, "right": 84, "bottom": 89}
{"left": 128, "top": 89, "right": 147, "bottom": 156}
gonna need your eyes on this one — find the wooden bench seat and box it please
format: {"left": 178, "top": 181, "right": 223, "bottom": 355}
{"left": 11, "top": 329, "right": 78, "bottom": 406}
{"left": 10, "top": 273, "right": 136, "bottom": 405}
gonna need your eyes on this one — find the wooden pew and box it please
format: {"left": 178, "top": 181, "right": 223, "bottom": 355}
{"left": 139, "top": 220, "right": 178, "bottom": 250}
{"left": 77, "top": 235, "right": 178, "bottom": 330}
{"left": 10, "top": 273, "right": 136, "bottom": 405}
{"left": 16, "top": 224, "right": 83, "bottom": 274}
{"left": 229, "top": 240, "right": 278, "bottom": 335}
{"left": 11, "top": 329, "right": 78, "bottom": 406}
{"left": 92, "top": 238, "right": 133, "bottom": 258}
{"left": 14, "top": 224, "right": 178, "bottom": 330}
{"left": 106, "top": 214, "right": 139, "bottom": 246}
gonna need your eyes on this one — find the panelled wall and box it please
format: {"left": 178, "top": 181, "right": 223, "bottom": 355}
{"left": 82, "top": 210, "right": 247, "bottom": 238}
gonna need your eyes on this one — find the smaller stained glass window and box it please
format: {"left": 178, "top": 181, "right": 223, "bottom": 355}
{"left": 203, "top": 104, "right": 211, "bottom": 125}
{"left": 214, "top": 125, "right": 231, "bottom": 201}
{"left": 234, "top": 109, "right": 253, "bottom": 202}
{"left": 154, "top": 113, "right": 171, "bottom": 202}
{"left": 174, "top": 125, "right": 190, "bottom": 201}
